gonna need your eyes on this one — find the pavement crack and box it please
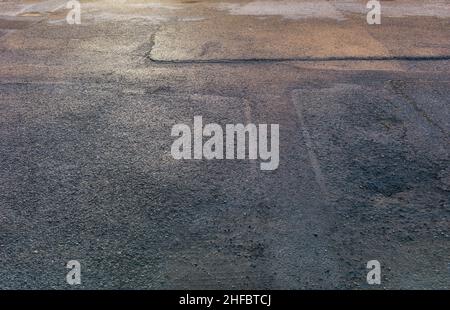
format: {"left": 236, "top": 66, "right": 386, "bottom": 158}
{"left": 387, "top": 79, "right": 449, "bottom": 138}
{"left": 291, "top": 90, "right": 330, "bottom": 201}
{"left": 146, "top": 55, "right": 450, "bottom": 64}
{"left": 143, "top": 26, "right": 161, "bottom": 59}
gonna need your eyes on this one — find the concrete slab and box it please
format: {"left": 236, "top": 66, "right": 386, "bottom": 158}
{"left": 149, "top": 0, "right": 450, "bottom": 61}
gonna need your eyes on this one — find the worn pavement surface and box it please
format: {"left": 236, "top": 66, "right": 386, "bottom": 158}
{"left": 0, "top": 0, "right": 449, "bottom": 289}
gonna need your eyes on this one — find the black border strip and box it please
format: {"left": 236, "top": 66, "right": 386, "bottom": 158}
{"left": 0, "top": 290, "right": 448, "bottom": 308}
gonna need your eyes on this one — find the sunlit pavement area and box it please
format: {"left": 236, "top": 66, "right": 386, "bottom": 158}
{"left": 0, "top": 0, "right": 449, "bottom": 289}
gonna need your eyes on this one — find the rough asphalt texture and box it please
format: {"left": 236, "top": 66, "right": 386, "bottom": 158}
{"left": 0, "top": 0, "right": 449, "bottom": 289}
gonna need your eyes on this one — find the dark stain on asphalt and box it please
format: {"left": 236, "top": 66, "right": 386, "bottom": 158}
{"left": 348, "top": 141, "right": 442, "bottom": 196}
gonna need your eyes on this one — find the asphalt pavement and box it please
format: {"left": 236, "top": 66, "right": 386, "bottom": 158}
{"left": 0, "top": 0, "right": 449, "bottom": 289}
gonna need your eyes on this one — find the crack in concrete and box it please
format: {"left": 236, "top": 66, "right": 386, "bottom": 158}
{"left": 146, "top": 55, "right": 450, "bottom": 64}
{"left": 145, "top": 32, "right": 157, "bottom": 59}
{"left": 144, "top": 26, "right": 163, "bottom": 60}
